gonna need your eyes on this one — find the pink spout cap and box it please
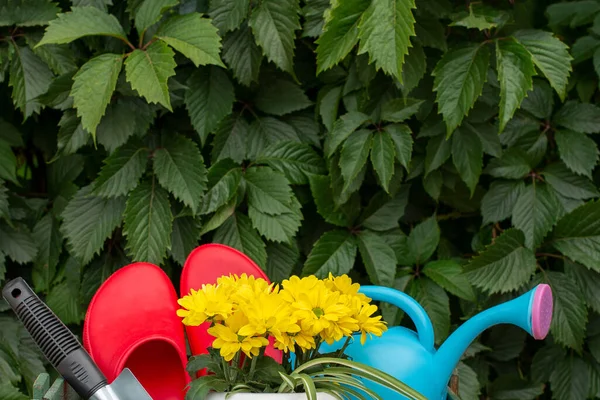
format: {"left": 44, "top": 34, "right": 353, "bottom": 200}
{"left": 531, "top": 284, "right": 553, "bottom": 340}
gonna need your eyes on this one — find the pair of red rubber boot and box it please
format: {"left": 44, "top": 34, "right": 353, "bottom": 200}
{"left": 82, "top": 244, "right": 282, "bottom": 400}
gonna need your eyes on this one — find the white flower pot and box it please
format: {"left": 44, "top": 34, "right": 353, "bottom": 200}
{"left": 205, "top": 393, "right": 339, "bottom": 399}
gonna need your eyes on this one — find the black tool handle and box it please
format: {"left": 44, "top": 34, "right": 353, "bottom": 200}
{"left": 2, "top": 278, "right": 107, "bottom": 399}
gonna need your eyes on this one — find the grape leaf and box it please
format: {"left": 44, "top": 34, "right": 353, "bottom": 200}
{"left": 357, "top": 230, "right": 397, "bottom": 287}
{"left": 553, "top": 100, "right": 600, "bottom": 134}
{"left": 248, "top": 198, "right": 302, "bottom": 243}
{"left": 213, "top": 213, "right": 267, "bottom": 267}
{"left": 451, "top": 125, "right": 483, "bottom": 195}
{"left": 423, "top": 259, "right": 475, "bottom": 301}
{"left": 481, "top": 180, "right": 524, "bottom": 225}
{"left": 0, "top": 224, "right": 37, "bottom": 265}
{"left": 209, "top": 0, "right": 249, "bottom": 34}
{"left": 256, "top": 141, "right": 326, "bottom": 185}
{"left": 550, "top": 355, "right": 590, "bottom": 400}
{"left": 266, "top": 241, "right": 299, "bottom": 283}
{"left": 409, "top": 277, "right": 450, "bottom": 343}
{"left": 170, "top": 216, "right": 200, "bottom": 266}
{"left": 244, "top": 167, "right": 293, "bottom": 215}
{"left": 554, "top": 130, "right": 599, "bottom": 178}
{"left": 222, "top": 25, "right": 262, "bottom": 86}
{"left": 484, "top": 148, "right": 531, "bottom": 179}
{"left": 325, "top": 111, "right": 370, "bottom": 157}
{"left": 211, "top": 114, "right": 248, "bottom": 164}
{"left": 135, "top": 0, "right": 178, "bottom": 34}
{"left": 0, "top": 0, "right": 60, "bottom": 27}
{"left": 254, "top": 78, "right": 312, "bottom": 116}
{"left": 340, "top": 129, "right": 373, "bottom": 187}
{"left": 385, "top": 124, "right": 413, "bottom": 169}
{"left": 543, "top": 162, "right": 599, "bottom": 200}
{"left": 425, "top": 134, "right": 451, "bottom": 174}
{"left": 199, "top": 160, "right": 242, "bottom": 215}
{"left": 370, "top": 131, "right": 396, "bottom": 192}
{"left": 9, "top": 45, "right": 53, "bottom": 118}
{"left": 93, "top": 138, "right": 149, "bottom": 197}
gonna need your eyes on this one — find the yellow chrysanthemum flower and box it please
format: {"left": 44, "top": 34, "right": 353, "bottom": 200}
{"left": 207, "top": 311, "right": 269, "bottom": 361}
{"left": 280, "top": 275, "right": 320, "bottom": 303}
{"left": 218, "top": 273, "right": 276, "bottom": 306}
{"left": 326, "top": 273, "right": 371, "bottom": 305}
{"left": 177, "top": 284, "right": 233, "bottom": 326}
{"left": 238, "top": 292, "right": 300, "bottom": 337}
{"left": 355, "top": 304, "right": 387, "bottom": 344}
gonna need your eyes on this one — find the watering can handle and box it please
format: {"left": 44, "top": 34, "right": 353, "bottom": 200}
{"left": 359, "top": 285, "right": 436, "bottom": 352}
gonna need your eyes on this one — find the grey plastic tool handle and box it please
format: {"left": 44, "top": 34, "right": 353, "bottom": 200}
{"left": 2, "top": 278, "right": 108, "bottom": 400}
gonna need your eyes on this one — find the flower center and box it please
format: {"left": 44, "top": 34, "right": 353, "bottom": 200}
{"left": 312, "top": 307, "right": 324, "bottom": 318}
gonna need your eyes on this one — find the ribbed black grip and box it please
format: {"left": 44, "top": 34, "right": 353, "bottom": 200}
{"left": 2, "top": 278, "right": 107, "bottom": 399}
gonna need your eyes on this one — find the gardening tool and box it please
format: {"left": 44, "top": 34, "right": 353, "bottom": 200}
{"left": 2, "top": 277, "right": 153, "bottom": 400}
{"left": 320, "top": 283, "right": 553, "bottom": 400}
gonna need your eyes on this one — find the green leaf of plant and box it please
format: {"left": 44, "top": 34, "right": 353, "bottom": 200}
{"left": 37, "top": 6, "right": 127, "bottom": 45}
{"left": 356, "top": 0, "right": 416, "bottom": 82}
{"left": 357, "top": 230, "right": 396, "bottom": 287}
{"left": 513, "top": 30, "right": 572, "bottom": 101}
{"left": 380, "top": 98, "right": 424, "bottom": 122}
{"left": 553, "top": 100, "right": 600, "bottom": 134}
{"left": 423, "top": 259, "right": 475, "bottom": 301}
{"left": 123, "top": 179, "right": 172, "bottom": 264}
{"left": 97, "top": 97, "right": 155, "bottom": 153}
{"left": 340, "top": 129, "right": 373, "bottom": 187}
{"left": 213, "top": 213, "right": 267, "bottom": 267}
{"left": 554, "top": 130, "right": 599, "bottom": 178}
{"left": 302, "top": 230, "right": 357, "bottom": 278}
{"left": 520, "top": 79, "right": 554, "bottom": 120}
{"left": 125, "top": 41, "right": 176, "bottom": 110}
{"left": 549, "top": 355, "right": 590, "bottom": 400}
{"left": 209, "top": 0, "right": 248, "bottom": 34}
{"left": 170, "top": 216, "right": 200, "bottom": 265}
{"left": 370, "top": 131, "right": 396, "bottom": 192}
{"left": 199, "top": 197, "right": 236, "bottom": 236}
{"left": 361, "top": 186, "right": 410, "bottom": 231}
{"left": 449, "top": 4, "right": 508, "bottom": 30}
{"left": 488, "top": 375, "right": 544, "bottom": 399}
{"left": 396, "top": 41, "right": 426, "bottom": 97}
{"left": 384, "top": 124, "right": 413, "bottom": 169}
{"left": 249, "top": 197, "right": 302, "bottom": 243}
{"left": 256, "top": 141, "right": 326, "bottom": 185}
{"left": 484, "top": 148, "right": 531, "bottom": 179}
{"left": 135, "top": 0, "right": 178, "bottom": 34}
{"left": 0, "top": 383, "right": 27, "bottom": 400}
{"left": 315, "top": 0, "right": 370, "bottom": 74}
{"left": 319, "top": 85, "right": 343, "bottom": 132}
{"left": 244, "top": 166, "right": 293, "bottom": 215}
{"left": 211, "top": 114, "right": 248, "bottom": 164}
{"left": 325, "top": 111, "right": 370, "bottom": 158}
{"left": 186, "top": 375, "right": 229, "bottom": 400}
{"left": 552, "top": 200, "right": 600, "bottom": 271}
{"left": 254, "top": 78, "right": 312, "bottom": 116}
{"left": 92, "top": 139, "right": 148, "bottom": 198}
{"left": 249, "top": 0, "right": 300, "bottom": 74}
{"left": 153, "top": 135, "right": 208, "bottom": 214}
{"left": 46, "top": 280, "right": 82, "bottom": 325}
{"left": 406, "top": 216, "right": 440, "bottom": 265}
{"left": 481, "top": 180, "right": 524, "bottom": 225}
{"left": 308, "top": 174, "right": 354, "bottom": 227}
{"left": 157, "top": 13, "right": 224, "bottom": 67}
{"left": 266, "top": 241, "right": 299, "bottom": 283}
{"left": 9, "top": 45, "right": 53, "bottom": 118}
{"left": 31, "top": 214, "right": 61, "bottom": 292}
{"left": 451, "top": 125, "right": 483, "bottom": 195}
{"left": 546, "top": 1, "right": 600, "bottom": 28}
{"left": 425, "top": 134, "right": 451, "bottom": 174}
{"left": 409, "top": 277, "right": 450, "bottom": 344}
{"left": 222, "top": 25, "right": 262, "bottom": 86}
{"left": 464, "top": 229, "right": 536, "bottom": 293}
{"left": 0, "top": 224, "right": 37, "bottom": 264}
{"left": 566, "top": 260, "right": 600, "bottom": 314}
{"left": 432, "top": 44, "right": 490, "bottom": 135}
{"left": 246, "top": 117, "right": 300, "bottom": 160}
{"left": 0, "top": 182, "right": 8, "bottom": 221}
{"left": 414, "top": 14, "right": 447, "bottom": 51}
{"left": 0, "top": 0, "right": 60, "bottom": 27}
{"left": 496, "top": 38, "right": 536, "bottom": 133}
{"left": 543, "top": 162, "right": 599, "bottom": 200}
{"left": 185, "top": 66, "right": 235, "bottom": 145}
{"left": 423, "top": 170, "right": 442, "bottom": 201}
{"left": 511, "top": 182, "right": 563, "bottom": 249}
{"left": 301, "top": 0, "right": 329, "bottom": 37}
{"left": 199, "top": 160, "right": 242, "bottom": 215}
{"left": 0, "top": 141, "right": 16, "bottom": 184}
{"left": 61, "top": 185, "right": 125, "bottom": 264}
{"left": 53, "top": 111, "right": 90, "bottom": 159}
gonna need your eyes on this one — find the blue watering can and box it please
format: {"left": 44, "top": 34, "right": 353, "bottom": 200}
{"left": 320, "top": 283, "right": 553, "bottom": 399}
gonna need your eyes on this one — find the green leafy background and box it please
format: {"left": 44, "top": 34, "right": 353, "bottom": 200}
{"left": 1, "top": 0, "right": 600, "bottom": 398}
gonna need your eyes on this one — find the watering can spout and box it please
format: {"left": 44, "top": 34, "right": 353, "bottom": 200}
{"left": 434, "top": 284, "right": 553, "bottom": 390}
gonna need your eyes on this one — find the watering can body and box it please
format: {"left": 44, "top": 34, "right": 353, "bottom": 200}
{"left": 320, "top": 283, "right": 553, "bottom": 399}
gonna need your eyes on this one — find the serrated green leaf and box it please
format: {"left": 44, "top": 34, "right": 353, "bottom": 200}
{"left": 249, "top": 198, "right": 302, "bottom": 243}
{"left": 9, "top": 45, "right": 53, "bottom": 118}
{"left": 566, "top": 260, "right": 600, "bottom": 314}
{"left": 370, "top": 131, "right": 396, "bottom": 192}
{"left": 186, "top": 375, "right": 229, "bottom": 399}
{"left": 488, "top": 375, "right": 544, "bottom": 399}
{"left": 380, "top": 98, "right": 424, "bottom": 123}
{"left": 451, "top": 125, "right": 483, "bottom": 195}
{"left": 520, "top": 79, "right": 553, "bottom": 119}
{"left": 123, "top": 179, "right": 172, "bottom": 264}
{"left": 170, "top": 216, "right": 200, "bottom": 265}
{"left": 37, "top": 6, "right": 127, "bottom": 45}
{"left": 249, "top": 0, "right": 300, "bottom": 74}
{"left": 153, "top": 135, "right": 207, "bottom": 214}
{"left": 246, "top": 117, "right": 299, "bottom": 160}
{"left": 308, "top": 174, "right": 353, "bottom": 227}
{"left": 464, "top": 229, "right": 536, "bottom": 293}
{"left": 325, "top": 111, "right": 370, "bottom": 157}
{"left": 456, "top": 362, "right": 480, "bottom": 400}
{"left": 356, "top": 0, "right": 416, "bottom": 82}
{"left": 209, "top": 0, "right": 248, "bottom": 34}
{"left": 450, "top": 4, "right": 508, "bottom": 30}
{"left": 301, "top": 0, "right": 329, "bottom": 37}
{"left": 546, "top": 0, "right": 600, "bottom": 28}
{"left": 157, "top": 13, "right": 224, "bottom": 68}
{"left": 552, "top": 200, "right": 600, "bottom": 271}
{"left": 0, "top": 224, "right": 37, "bottom": 264}
{"left": 0, "top": 119, "right": 23, "bottom": 147}
{"left": 185, "top": 66, "right": 235, "bottom": 145}
{"left": 543, "top": 162, "right": 599, "bottom": 200}
{"left": 125, "top": 41, "right": 176, "bottom": 110}
{"left": 0, "top": 141, "right": 16, "bottom": 184}
{"left": 553, "top": 100, "right": 600, "bottom": 134}
{"left": 54, "top": 111, "right": 91, "bottom": 158}
{"left": 46, "top": 280, "right": 82, "bottom": 325}
{"left": 423, "top": 259, "right": 475, "bottom": 301}
{"left": 511, "top": 182, "right": 562, "bottom": 249}
{"left": 425, "top": 134, "right": 451, "bottom": 174}
{"left": 433, "top": 44, "right": 490, "bottom": 135}
{"left": 409, "top": 278, "right": 450, "bottom": 344}
{"left": 532, "top": 345, "right": 566, "bottom": 383}
{"left": 549, "top": 355, "right": 590, "bottom": 400}
{"left": 199, "top": 197, "right": 236, "bottom": 235}
{"left": 256, "top": 141, "right": 326, "bottom": 185}
{"left": 357, "top": 230, "right": 396, "bottom": 287}
{"left": 26, "top": 33, "right": 77, "bottom": 76}
{"left": 254, "top": 78, "right": 312, "bottom": 116}
{"left": 0, "top": 183, "right": 8, "bottom": 222}
{"left": 423, "top": 170, "right": 442, "bottom": 201}
{"left": 135, "top": 0, "right": 178, "bottom": 34}
{"left": 61, "top": 185, "right": 125, "bottom": 264}
{"left": 407, "top": 216, "right": 440, "bottom": 265}
{"left": 32, "top": 214, "right": 62, "bottom": 292}
{"left": 0, "top": 0, "right": 60, "bottom": 27}
{"left": 302, "top": 230, "right": 357, "bottom": 278}
{"left": 94, "top": 144, "right": 148, "bottom": 200}
{"left": 384, "top": 124, "right": 413, "bottom": 169}
{"left": 222, "top": 25, "right": 262, "bottom": 86}
{"left": 315, "top": 0, "right": 370, "bottom": 74}
{"left": 571, "top": 35, "right": 600, "bottom": 64}
{"left": 266, "top": 241, "right": 299, "bottom": 283}
{"left": 361, "top": 186, "right": 410, "bottom": 231}
{"left": 97, "top": 97, "right": 155, "bottom": 153}
{"left": 554, "top": 130, "right": 599, "bottom": 178}
{"left": 484, "top": 148, "right": 531, "bottom": 179}
{"left": 513, "top": 30, "right": 572, "bottom": 101}
{"left": 481, "top": 180, "right": 524, "bottom": 225}
{"left": 414, "top": 15, "right": 447, "bottom": 51}
{"left": 496, "top": 38, "right": 536, "bottom": 133}
{"left": 319, "top": 85, "right": 343, "bottom": 132}
{"left": 211, "top": 114, "right": 248, "bottom": 164}
{"left": 244, "top": 167, "right": 293, "bottom": 215}
{"left": 213, "top": 213, "right": 267, "bottom": 267}
{"left": 340, "top": 129, "right": 373, "bottom": 187}
{"left": 199, "top": 160, "right": 242, "bottom": 215}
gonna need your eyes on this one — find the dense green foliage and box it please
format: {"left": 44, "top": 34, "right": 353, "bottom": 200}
{"left": 1, "top": 0, "right": 600, "bottom": 398}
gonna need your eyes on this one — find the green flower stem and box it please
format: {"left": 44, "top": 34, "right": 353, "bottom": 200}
{"left": 336, "top": 336, "right": 352, "bottom": 359}
{"left": 248, "top": 354, "right": 259, "bottom": 380}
